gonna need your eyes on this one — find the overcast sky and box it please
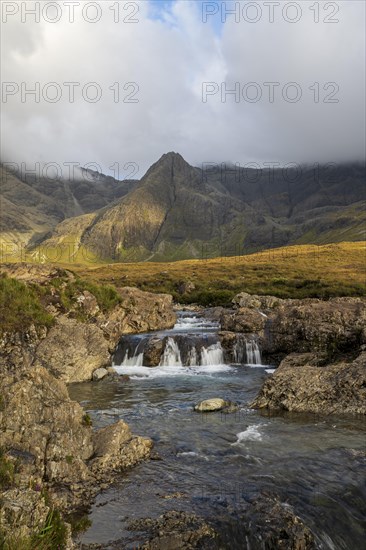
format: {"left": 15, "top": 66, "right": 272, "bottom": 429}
{"left": 1, "top": 0, "right": 365, "bottom": 179}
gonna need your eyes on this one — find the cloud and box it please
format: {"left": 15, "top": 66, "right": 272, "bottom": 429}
{"left": 1, "top": 0, "right": 365, "bottom": 178}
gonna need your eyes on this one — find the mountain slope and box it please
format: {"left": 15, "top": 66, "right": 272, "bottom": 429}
{"left": 0, "top": 164, "right": 137, "bottom": 251}
{"left": 40, "top": 153, "right": 365, "bottom": 262}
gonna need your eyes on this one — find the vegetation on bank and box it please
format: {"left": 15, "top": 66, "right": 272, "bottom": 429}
{"left": 1, "top": 243, "right": 365, "bottom": 315}
{"left": 0, "top": 272, "right": 122, "bottom": 334}
{"left": 0, "top": 275, "right": 54, "bottom": 334}
{"left": 72, "top": 242, "right": 366, "bottom": 306}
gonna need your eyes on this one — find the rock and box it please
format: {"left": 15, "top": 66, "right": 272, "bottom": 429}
{"left": 76, "top": 290, "right": 100, "bottom": 317}
{"left": 220, "top": 307, "right": 266, "bottom": 333}
{"left": 232, "top": 292, "right": 261, "bottom": 309}
{"left": 262, "top": 297, "right": 366, "bottom": 358}
{"left": 0, "top": 488, "right": 50, "bottom": 540}
{"left": 251, "top": 352, "right": 366, "bottom": 414}
{"left": 278, "top": 352, "right": 328, "bottom": 368}
{"left": 98, "top": 287, "right": 176, "bottom": 346}
{"left": 177, "top": 280, "right": 196, "bottom": 295}
{"left": 0, "top": 263, "right": 74, "bottom": 285}
{"left": 90, "top": 420, "right": 153, "bottom": 474}
{"left": 127, "top": 511, "right": 217, "bottom": 550}
{"left": 143, "top": 337, "right": 165, "bottom": 367}
{"left": 33, "top": 316, "right": 110, "bottom": 383}
{"left": 194, "top": 398, "right": 230, "bottom": 412}
{"left": 232, "top": 292, "right": 283, "bottom": 311}
{"left": 92, "top": 367, "right": 108, "bottom": 381}
{"left": 246, "top": 493, "right": 316, "bottom": 549}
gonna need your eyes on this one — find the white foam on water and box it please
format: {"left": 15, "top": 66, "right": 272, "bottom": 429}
{"left": 176, "top": 451, "right": 197, "bottom": 457}
{"left": 177, "top": 451, "right": 209, "bottom": 461}
{"left": 113, "top": 364, "right": 232, "bottom": 379}
{"left": 173, "top": 316, "right": 219, "bottom": 332}
{"left": 232, "top": 425, "right": 263, "bottom": 445}
{"left": 201, "top": 342, "right": 224, "bottom": 366}
{"left": 265, "top": 368, "right": 276, "bottom": 374}
{"left": 159, "top": 337, "right": 183, "bottom": 366}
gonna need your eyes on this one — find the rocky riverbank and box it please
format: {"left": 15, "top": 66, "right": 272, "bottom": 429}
{"left": 0, "top": 264, "right": 176, "bottom": 547}
{"left": 218, "top": 292, "right": 366, "bottom": 415}
{"left": 1, "top": 265, "right": 365, "bottom": 547}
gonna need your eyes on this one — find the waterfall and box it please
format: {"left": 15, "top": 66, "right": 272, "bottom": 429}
{"left": 119, "top": 351, "right": 144, "bottom": 367}
{"left": 233, "top": 335, "right": 262, "bottom": 365}
{"left": 245, "top": 340, "right": 262, "bottom": 365}
{"left": 113, "top": 314, "right": 256, "bottom": 368}
{"left": 159, "top": 337, "right": 183, "bottom": 366}
{"left": 113, "top": 337, "right": 146, "bottom": 367}
{"left": 201, "top": 343, "right": 224, "bottom": 366}
{"left": 187, "top": 346, "right": 198, "bottom": 366}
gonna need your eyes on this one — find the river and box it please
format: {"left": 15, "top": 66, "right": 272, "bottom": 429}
{"left": 69, "top": 311, "right": 366, "bottom": 549}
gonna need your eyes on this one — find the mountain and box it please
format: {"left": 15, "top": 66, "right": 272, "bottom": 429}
{"left": 0, "top": 164, "right": 137, "bottom": 250}
{"left": 38, "top": 152, "right": 366, "bottom": 262}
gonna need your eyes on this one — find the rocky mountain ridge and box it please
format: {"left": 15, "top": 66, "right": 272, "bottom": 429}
{"left": 1, "top": 153, "right": 365, "bottom": 262}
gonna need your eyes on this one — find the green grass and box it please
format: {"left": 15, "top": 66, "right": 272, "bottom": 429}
{"left": 0, "top": 275, "right": 54, "bottom": 335}
{"left": 0, "top": 448, "right": 15, "bottom": 490}
{"left": 0, "top": 508, "right": 68, "bottom": 550}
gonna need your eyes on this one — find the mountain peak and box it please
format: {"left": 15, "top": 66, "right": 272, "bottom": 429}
{"left": 143, "top": 151, "right": 193, "bottom": 180}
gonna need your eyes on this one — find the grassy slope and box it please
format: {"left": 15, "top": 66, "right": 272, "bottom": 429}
{"left": 69, "top": 242, "right": 366, "bottom": 304}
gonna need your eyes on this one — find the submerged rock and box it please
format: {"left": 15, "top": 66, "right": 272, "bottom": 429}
{"left": 127, "top": 510, "right": 217, "bottom": 550}
{"left": 194, "top": 398, "right": 230, "bottom": 412}
{"left": 251, "top": 352, "right": 366, "bottom": 415}
{"left": 245, "top": 493, "right": 316, "bottom": 549}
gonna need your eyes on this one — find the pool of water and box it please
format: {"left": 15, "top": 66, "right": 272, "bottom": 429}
{"left": 69, "top": 363, "right": 366, "bottom": 549}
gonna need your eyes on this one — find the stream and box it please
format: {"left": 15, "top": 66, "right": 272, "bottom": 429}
{"left": 69, "top": 311, "right": 366, "bottom": 549}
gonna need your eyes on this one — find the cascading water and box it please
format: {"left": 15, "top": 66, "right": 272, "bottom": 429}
{"left": 201, "top": 343, "right": 224, "bottom": 366}
{"left": 159, "top": 337, "right": 183, "bottom": 366}
{"left": 233, "top": 335, "right": 262, "bottom": 365}
{"left": 113, "top": 311, "right": 262, "bottom": 368}
{"left": 245, "top": 340, "right": 262, "bottom": 365}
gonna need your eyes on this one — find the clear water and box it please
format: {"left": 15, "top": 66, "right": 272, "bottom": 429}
{"left": 68, "top": 313, "right": 366, "bottom": 549}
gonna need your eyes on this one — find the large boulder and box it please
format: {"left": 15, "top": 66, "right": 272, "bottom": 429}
{"left": 232, "top": 292, "right": 284, "bottom": 311}
{"left": 0, "top": 361, "right": 153, "bottom": 528}
{"left": 220, "top": 307, "right": 266, "bottom": 333}
{"left": 90, "top": 420, "right": 152, "bottom": 474}
{"left": 263, "top": 298, "right": 366, "bottom": 357}
{"left": 0, "top": 365, "right": 94, "bottom": 488}
{"left": 251, "top": 352, "right": 366, "bottom": 414}
{"left": 98, "top": 287, "right": 176, "bottom": 345}
{"left": 33, "top": 316, "right": 110, "bottom": 383}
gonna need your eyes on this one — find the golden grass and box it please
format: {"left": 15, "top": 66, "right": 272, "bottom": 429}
{"left": 68, "top": 242, "right": 366, "bottom": 302}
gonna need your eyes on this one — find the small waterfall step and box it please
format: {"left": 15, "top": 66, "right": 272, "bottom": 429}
{"left": 113, "top": 312, "right": 263, "bottom": 367}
